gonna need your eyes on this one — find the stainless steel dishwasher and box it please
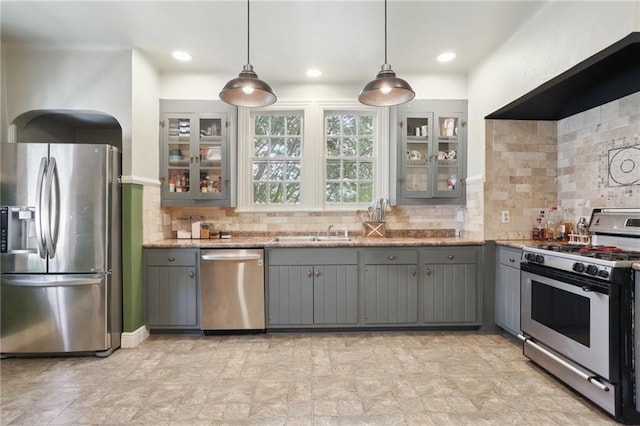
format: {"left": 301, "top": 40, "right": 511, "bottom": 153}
{"left": 200, "top": 249, "right": 265, "bottom": 331}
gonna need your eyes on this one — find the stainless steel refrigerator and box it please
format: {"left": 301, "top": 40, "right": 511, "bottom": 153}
{"left": 1, "top": 143, "right": 121, "bottom": 356}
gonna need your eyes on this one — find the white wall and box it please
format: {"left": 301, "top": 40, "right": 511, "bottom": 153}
{"left": 2, "top": 45, "right": 134, "bottom": 172}
{"left": 159, "top": 71, "right": 466, "bottom": 101}
{"left": 131, "top": 50, "right": 161, "bottom": 182}
{"left": 467, "top": 1, "right": 640, "bottom": 178}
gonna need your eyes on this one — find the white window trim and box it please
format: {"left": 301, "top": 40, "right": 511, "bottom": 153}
{"left": 236, "top": 99, "right": 389, "bottom": 213}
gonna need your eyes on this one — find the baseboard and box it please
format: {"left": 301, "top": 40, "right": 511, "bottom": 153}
{"left": 120, "top": 325, "right": 150, "bottom": 348}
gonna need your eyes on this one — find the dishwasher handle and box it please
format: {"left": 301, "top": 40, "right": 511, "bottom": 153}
{"left": 201, "top": 253, "right": 262, "bottom": 261}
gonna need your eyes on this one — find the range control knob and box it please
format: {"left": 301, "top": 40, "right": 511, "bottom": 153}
{"left": 535, "top": 255, "right": 544, "bottom": 264}
{"left": 597, "top": 270, "right": 610, "bottom": 279}
{"left": 525, "top": 253, "right": 536, "bottom": 262}
{"left": 573, "top": 263, "right": 586, "bottom": 273}
{"left": 585, "top": 265, "right": 599, "bottom": 276}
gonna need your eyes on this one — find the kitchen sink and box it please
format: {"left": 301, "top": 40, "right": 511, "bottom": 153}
{"left": 271, "top": 235, "right": 352, "bottom": 243}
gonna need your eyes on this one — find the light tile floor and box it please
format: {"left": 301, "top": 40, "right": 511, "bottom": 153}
{"left": 1, "top": 331, "right": 618, "bottom": 425}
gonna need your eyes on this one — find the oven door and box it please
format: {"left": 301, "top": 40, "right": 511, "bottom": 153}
{"left": 521, "top": 262, "right": 610, "bottom": 380}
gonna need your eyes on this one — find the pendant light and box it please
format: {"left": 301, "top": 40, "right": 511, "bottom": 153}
{"left": 358, "top": 0, "right": 415, "bottom": 107}
{"left": 219, "top": 0, "right": 277, "bottom": 107}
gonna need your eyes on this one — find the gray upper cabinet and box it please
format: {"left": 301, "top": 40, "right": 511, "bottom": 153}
{"left": 159, "top": 100, "right": 237, "bottom": 207}
{"left": 267, "top": 249, "right": 358, "bottom": 327}
{"left": 392, "top": 100, "right": 467, "bottom": 205}
{"left": 495, "top": 246, "right": 522, "bottom": 336}
{"left": 422, "top": 246, "right": 480, "bottom": 325}
{"left": 145, "top": 249, "right": 199, "bottom": 329}
{"left": 363, "top": 249, "right": 419, "bottom": 325}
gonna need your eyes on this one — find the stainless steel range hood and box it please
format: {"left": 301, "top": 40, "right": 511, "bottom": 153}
{"left": 486, "top": 32, "right": 640, "bottom": 121}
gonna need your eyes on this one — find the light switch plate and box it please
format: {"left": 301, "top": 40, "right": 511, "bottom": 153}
{"left": 455, "top": 209, "right": 464, "bottom": 223}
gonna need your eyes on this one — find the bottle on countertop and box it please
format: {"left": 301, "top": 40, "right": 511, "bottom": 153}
{"left": 546, "top": 207, "right": 558, "bottom": 241}
{"left": 576, "top": 217, "right": 588, "bottom": 235}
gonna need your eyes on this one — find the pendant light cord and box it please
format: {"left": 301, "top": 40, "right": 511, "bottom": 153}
{"left": 247, "top": 0, "right": 251, "bottom": 65}
{"left": 384, "top": 0, "right": 388, "bottom": 65}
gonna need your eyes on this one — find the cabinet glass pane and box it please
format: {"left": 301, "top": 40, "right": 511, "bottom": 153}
{"left": 404, "top": 116, "right": 430, "bottom": 195}
{"left": 168, "top": 118, "right": 191, "bottom": 141}
{"left": 436, "top": 116, "right": 459, "bottom": 193}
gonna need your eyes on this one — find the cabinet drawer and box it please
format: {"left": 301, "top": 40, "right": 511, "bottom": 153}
{"left": 146, "top": 249, "right": 197, "bottom": 266}
{"left": 498, "top": 247, "right": 521, "bottom": 269}
{"left": 424, "top": 247, "right": 477, "bottom": 264}
{"left": 363, "top": 249, "right": 418, "bottom": 265}
{"left": 268, "top": 248, "right": 357, "bottom": 266}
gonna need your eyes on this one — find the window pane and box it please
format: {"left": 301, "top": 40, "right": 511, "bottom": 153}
{"left": 255, "top": 116, "right": 269, "bottom": 136}
{"left": 326, "top": 160, "right": 341, "bottom": 180}
{"left": 358, "top": 183, "right": 373, "bottom": 203}
{"left": 327, "top": 138, "right": 341, "bottom": 156}
{"left": 253, "top": 183, "right": 267, "bottom": 204}
{"left": 270, "top": 161, "right": 284, "bottom": 180}
{"left": 286, "top": 161, "right": 301, "bottom": 180}
{"left": 343, "top": 115, "right": 356, "bottom": 135}
{"left": 359, "top": 115, "right": 374, "bottom": 135}
{"left": 359, "top": 161, "right": 373, "bottom": 180}
{"left": 285, "top": 183, "right": 300, "bottom": 204}
{"left": 343, "top": 137, "right": 357, "bottom": 156}
{"left": 326, "top": 183, "right": 341, "bottom": 203}
{"left": 254, "top": 138, "right": 269, "bottom": 157}
{"left": 272, "top": 116, "right": 285, "bottom": 135}
{"left": 270, "top": 138, "right": 285, "bottom": 157}
{"left": 342, "top": 182, "right": 358, "bottom": 202}
{"left": 269, "top": 183, "right": 283, "bottom": 203}
{"left": 326, "top": 115, "right": 340, "bottom": 136}
{"left": 359, "top": 137, "right": 373, "bottom": 157}
{"left": 287, "top": 115, "right": 301, "bottom": 135}
{"left": 287, "top": 138, "right": 301, "bottom": 157}
{"left": 343, "top": 161, "right": 357, "bottom": 180}
{"left": 252, "top": 161, "right": 268, "bottom": 181}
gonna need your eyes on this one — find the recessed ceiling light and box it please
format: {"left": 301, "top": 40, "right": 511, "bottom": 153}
{"left": 172, "top": 51, "right": 192, "bottom": 62}
{"left": 306, "top": 69, "right": 322, "bottom": 78}
{"left": 437, "top": 52, "right": 456, "bottom": 63}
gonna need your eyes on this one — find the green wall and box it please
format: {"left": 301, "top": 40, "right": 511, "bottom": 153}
{"left": 122, "top": 183, "right": 145, "bottom": 332}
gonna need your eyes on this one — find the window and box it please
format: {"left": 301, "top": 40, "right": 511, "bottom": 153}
{"left": 325, "top": 113, "right": 374, "bottom": 204}
{"left": 251, "top": 113, "right": 303, "bottom": 205}
{"left": 237, "top": 101, "right": 389, "bottom": 211}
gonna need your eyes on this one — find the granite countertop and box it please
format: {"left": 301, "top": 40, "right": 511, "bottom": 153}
{"left": 495, "top": 240, "right": 538, "bottom": 249}
{"left": 143, "top": 236, "right": 485, "bottom": 249}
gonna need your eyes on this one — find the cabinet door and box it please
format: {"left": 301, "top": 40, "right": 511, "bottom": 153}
{"left": 496, "top": 264, "right": 521, "bottom": 336}
{"left": 399, "top": 113, "right": 433, "bottom": 199}
{"left": 146, "top": 265, "right": 198, "bottom": 327}
{"left": 423, "top": 263, "right": 477, "bottom": 324}
{"left": 194, "top": 115, "right": 228, "bottom": 201}
{"left": 364, "top": 264, "right": 418, "bottom": 324}
{"left": 313, "top": 265, "right": 358, "bottom": 324}
{"left": 432, "top": 112, "right": 464, "bottom": 198}
{"left": 163, "top": 115, "right": 195, "bottom": 199}
{"left": 268, "top": 265, "right": 314, "bottom": 325}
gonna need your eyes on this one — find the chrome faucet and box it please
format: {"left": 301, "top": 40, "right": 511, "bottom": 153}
{"left": 327, "top": 224, "right": 334, "bottom": 237}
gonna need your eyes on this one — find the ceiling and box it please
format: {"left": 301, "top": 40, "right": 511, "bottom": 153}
{"left": 1, "top": 1, "right": 547, "bottom": 85}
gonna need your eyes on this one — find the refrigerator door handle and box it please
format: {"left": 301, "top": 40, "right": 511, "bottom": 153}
{"left": 35, "top": 156, "right": 48, "bottom": 259}
{"left": 2, "top": 275, "right": 103, "bottom": 287}
{"left": 43, "top": 157, "right": 60, "bottom": 259}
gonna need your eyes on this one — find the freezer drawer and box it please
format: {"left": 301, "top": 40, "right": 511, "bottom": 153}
{"left": 1, "top": 274, "right": 109, "bottom": 354}
{"left": 200, "top": 249, "right": 265, "bottom": 330}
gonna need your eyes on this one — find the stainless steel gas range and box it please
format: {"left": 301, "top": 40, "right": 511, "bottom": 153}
{"left": 519, "top": 208, "right": 640, "bottom": 423}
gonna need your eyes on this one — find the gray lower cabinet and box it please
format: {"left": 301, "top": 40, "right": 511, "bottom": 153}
{"left": 422, "top": 246, "right": 480, "bottom": 324}
{"left": 267, "top": 249, "right": 358, "bottom": 327}
{"left": 145, "top": 249, "right": 199, "bottom": 329}
{"left": 495, "top": 246, "right": 522, "bottom": 336}
{"left": 363, "top": 249, "right": 419, "bottom": 324}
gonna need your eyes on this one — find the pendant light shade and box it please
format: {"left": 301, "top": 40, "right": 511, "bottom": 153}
{"left": 359, "top": 0, "right": 415, "bottom": 107}
{"left": 219, "top": 0, "right": 276, "bottom": 107}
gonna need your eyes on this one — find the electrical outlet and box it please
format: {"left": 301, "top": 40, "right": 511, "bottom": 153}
{"left": 501, "top": 210, "right": 510, "bottom": 224}
{"left": 455, "top": 208, "right": 464, "bottom": 223}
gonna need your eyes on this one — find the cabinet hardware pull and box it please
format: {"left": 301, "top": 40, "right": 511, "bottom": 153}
{"left": 411, "top": 268, "right": 417, "bottom": 276}
{"left": 388, "top": 255, "right": 396, "bottom": 260}
{"left": 307, "top": 270, "right": 313, "bottom": 278}
{"left": 509, "top": 258, "right": 516, "bottom": 263}
{"left": 167, "top": 257, "right": 175, "bottom": 262}
{"left": 315, "top": 270, "right": 321, "bottom": 277}
{"left": 425, "top": 268, "right": 431, "bottom": 276}
{"left": 189, "top": 271, "right": 195, "bottom": 278}
{"left": 447, "top": 255, "right": 455, "bottom": 260}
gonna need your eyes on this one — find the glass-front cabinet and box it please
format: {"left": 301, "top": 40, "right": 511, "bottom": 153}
{"left": 160, "top": 100, "right": 236, "bottom": 207}
{"left": 395, "top": 100, "right": 467, "bottom": 204}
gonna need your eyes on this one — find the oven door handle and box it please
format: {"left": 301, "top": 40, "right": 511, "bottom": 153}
{"left": 582, "top": 286, "right": 592, "bottom": 292}
{"left": 517, "top": 334, "right": 610, "bottom": 392}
